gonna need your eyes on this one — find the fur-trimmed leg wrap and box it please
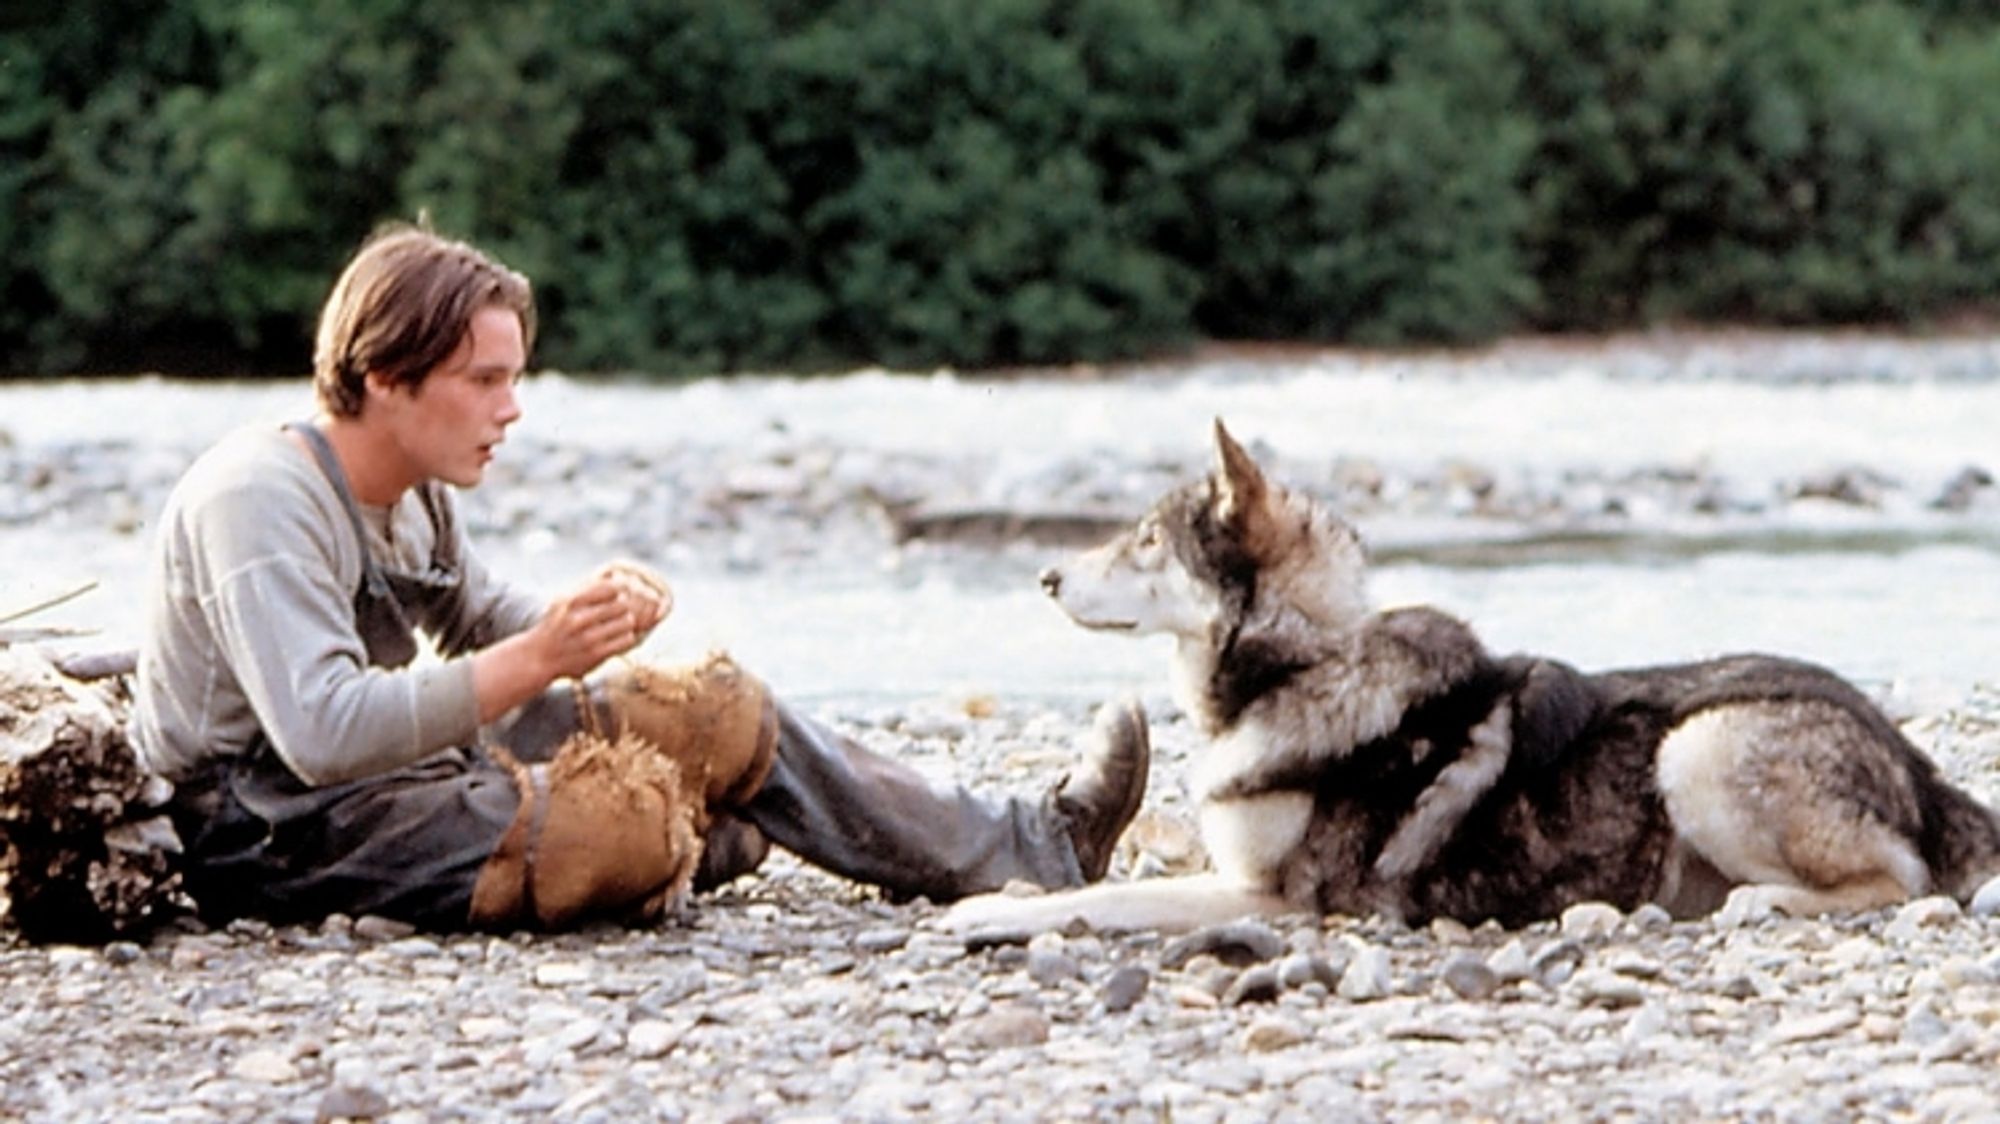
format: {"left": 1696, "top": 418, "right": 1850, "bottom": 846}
{"left": 467, "top": 733, "right": 703, "bottom": 930}
{"left": 467, "top": 652, "right": 778, "bottom": 928}
{"left": 603, "top": 653, "right": 779, "bottom": 809}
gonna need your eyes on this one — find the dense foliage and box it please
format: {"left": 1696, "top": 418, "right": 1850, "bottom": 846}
{"left": 3, "top": 0, "right": 1997, "bottom": 376}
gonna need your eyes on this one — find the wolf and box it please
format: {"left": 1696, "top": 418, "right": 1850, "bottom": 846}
{"left": 945, "top": 421, "right": 2000, "bottom": 936}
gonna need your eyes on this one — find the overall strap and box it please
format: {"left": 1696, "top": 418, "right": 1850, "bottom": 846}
{"left": 285, "top": 421, "right": 391, "bottom": 600}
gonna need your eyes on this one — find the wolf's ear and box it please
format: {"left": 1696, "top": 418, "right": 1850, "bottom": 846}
{"left": 1212, "top": 419, "right": 1271, "bottom": 539}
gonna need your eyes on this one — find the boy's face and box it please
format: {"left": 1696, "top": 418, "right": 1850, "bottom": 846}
{"left": 370, "top": 303, "right": 526, "bottom": 490}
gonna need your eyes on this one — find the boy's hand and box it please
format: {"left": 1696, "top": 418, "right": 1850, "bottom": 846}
{"left": 470, "top": 563, "right": 674, "bottom": 724}
{"left": 533, "top": 578, "right": 643, "bottom": 680}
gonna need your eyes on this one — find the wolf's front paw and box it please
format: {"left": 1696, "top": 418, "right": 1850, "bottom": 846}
{"left": 938, "top": 885, "right": 1050, "bottom": 943}
{"left": 1716, "top": 883, "right": 1794, "bottom": 927}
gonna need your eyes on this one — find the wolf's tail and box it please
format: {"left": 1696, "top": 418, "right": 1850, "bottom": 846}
{"left": 1927, "top": 781, "right": 2000, "bottom": 902}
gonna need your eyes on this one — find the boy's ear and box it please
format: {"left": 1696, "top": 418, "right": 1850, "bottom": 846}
{"left": 362, "top": 370, "right": 403, "bottom": 404}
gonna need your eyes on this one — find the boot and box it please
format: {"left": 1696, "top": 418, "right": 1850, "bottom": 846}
{"left": 692, "top": 811, "right": 771, "bottom": 891}
{"left": 739, "top": 698, "right": 1151, "bottom": 903}
{"left": 1049, "top": 699, "right": 1151, "bottom": 882}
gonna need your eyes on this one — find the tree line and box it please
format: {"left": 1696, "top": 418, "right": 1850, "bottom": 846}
{"left": 4, "top": 0, "right": 1998, "bottom": 378}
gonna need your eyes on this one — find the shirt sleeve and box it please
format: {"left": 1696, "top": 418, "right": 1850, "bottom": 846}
{"left": 195, "top": 475, "right": 484, "bottom": 786}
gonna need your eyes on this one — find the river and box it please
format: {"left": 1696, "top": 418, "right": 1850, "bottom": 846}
{"left": 3, "top": 331, "right": 1996, "bottom": 714}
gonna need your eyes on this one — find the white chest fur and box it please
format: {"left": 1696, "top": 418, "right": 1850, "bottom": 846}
{"left": 1200, "top": 791, "right": 1313, "bottom": 888}
{"left": 1192, "top": 722, "right": 1314, "bottom": 888}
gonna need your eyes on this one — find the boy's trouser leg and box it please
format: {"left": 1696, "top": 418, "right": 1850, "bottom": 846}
{"left": 736, "top": 700, "right": 1149, "bottom": 903}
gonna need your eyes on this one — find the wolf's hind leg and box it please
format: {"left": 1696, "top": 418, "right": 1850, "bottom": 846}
{"left": 1717, "top": 875, "right": 1917, "bottom": 926}
{"left": 1373, "top": 702, "right": 1512, "bottom": 885}
{"left": 1656, "top": 702, "right": 1930, "bottom": 921}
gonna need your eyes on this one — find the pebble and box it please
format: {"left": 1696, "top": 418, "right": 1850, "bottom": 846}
{"left": 1970, "top": 875, "right": 2000, "bottom": 918}
{"left": 625, "top": 1019, "right": 682, "bottom": 1060}
{"left": 101, "top": 941, "right": 143, "bottom": 966}
{"left": 943, "top": 1005, "right": 1050, "bottom": 1051}
{"left": 1276, "top": 953, "right": 1341, "bottom": 992}
{"left": 1241, "top": 1017, "right": 1309, "bottom": 1052}
{"left": 1100, "top": 965, "right": 1151, "bottom": 1012}
{"left": 1337, "top": 946, "right": 1394, "bottom": 1002}
{"left": 855, "top": 927, "right": 911, "bottom": 954}
{"left": 1487, "top": 939, "right": 1533, "bottom": 982}
{"left": 1884, "top": 896, "right": 1962, "bottom": 941}
{"left": 533, "top": 961, "right": 593, "bottom": 988}
{"left": 318, "top": 1084, "right": 393, "bottom": 1121}
{"left": 1441, "top": 954, "right": 1501, "bottom": 1000}
{"left": 1221, "top": 963, "right": 1282, "bottom": 1006}
{"left": 1531, "top": 939, "right": 1586, "bottom": 988}
{"left": 1160, "top": 920, "right": 1286, "bottom": 969}
{"left": 353, "top": 916, "right": 418, "bottom": 942}
{"left": 1024, "top": 948, "right": 1081, "bottom": 987}
{"left": 229, "top": 1049, "right": 298, "bottom": 1084}
{"left": 1559, "top": 901, "right": 1625, "bottom": 940}
{"left": 1571, "top": 968, "right": 1646, "bottom": 1010}
{"left": 1766, "top": 1009, "right": 1862, "bottom": 1045}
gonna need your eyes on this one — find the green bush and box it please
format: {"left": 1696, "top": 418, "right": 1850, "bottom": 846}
{"left": 3, "top": 0, "right": 1998, "bottom": 377}
{"left": 1491, "top": 0, "right": 2000, "bottom": 328}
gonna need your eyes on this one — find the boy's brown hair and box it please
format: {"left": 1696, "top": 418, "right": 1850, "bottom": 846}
{"left": 313, "top": 224, "right": 536, "bottom": 416}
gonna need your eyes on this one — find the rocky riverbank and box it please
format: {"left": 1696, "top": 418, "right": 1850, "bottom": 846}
{"left": 4, "top": 691, "right": 2000, "bottom": 1123}
{"left": 5, "top": 333, "right": 2000, "bottom": 1121}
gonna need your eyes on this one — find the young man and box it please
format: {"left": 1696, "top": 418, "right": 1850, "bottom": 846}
{"left": 129, "top": 225, "right": 1149, "bottom": 931}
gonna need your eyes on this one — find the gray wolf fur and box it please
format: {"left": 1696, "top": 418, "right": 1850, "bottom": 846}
{"left": 946, "top": 422, "right": 2000, "bottom": 936}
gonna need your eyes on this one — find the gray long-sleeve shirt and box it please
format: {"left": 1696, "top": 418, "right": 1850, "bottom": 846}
{"left": 130, "top": 424, "right": 544, "bottom": 785}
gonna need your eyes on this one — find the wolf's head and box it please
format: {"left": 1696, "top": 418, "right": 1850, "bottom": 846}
{"left": 1042, "top": 421, "right": 1371, "bottom": 723}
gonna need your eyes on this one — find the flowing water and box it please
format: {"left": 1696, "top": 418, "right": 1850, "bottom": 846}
{"left": 4, "top": 333, "right": 1997, "bottom": 713}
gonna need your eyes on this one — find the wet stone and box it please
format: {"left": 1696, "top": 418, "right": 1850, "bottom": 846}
{"left": 1337, "top": 946, "right": 1393, "bottom": 1002}
{"left": 1559, "top": 902, "right": 1625, "bottom": 940}
{"left": 101, "top": 941, "right": 144, "bottom": 966}
{"left": 353, "top": 916, "right": 417, "bottom": 942}
{"left": 1884, "top": 896, "right": 1962, "bottom": 942}
{"left": 1100, "top": 965, "right": 1151, "bottom": 1013}
{"left": 1969, "top": 875, "right": 2000, "bottom": 918}
{"left": 317, "top": 1083, "right": 393, "bottom": 1121}
{"left": 1276, "top": 953, "right": 1341, "bottom": 992}
{"left": 855, "top": 927, "right": 910, "bottom": 954}
{"left": 1160, "top": 920, "right": 1288, "bottom": 969}
{"left": 1241, "top": 1017, "right": 1309, "bottom": 1053}
{"left": 1531, "top": 940, "right": 1586, "bottom": 988}
{"left": 1221, "top": 963, "right": 1283, "bottom": 1006}
{"left": 1441, "top": 954, "right": 1501, "bottom": 1001}
{"left": 1571, "top": 968, "right": 1646, "bottom": 1010}
{"left": 1025, "top": 948, "right": 1082, "bottom": 988}
{"left": 942, "top": 1005, "right": 1050, "bottom": 1052}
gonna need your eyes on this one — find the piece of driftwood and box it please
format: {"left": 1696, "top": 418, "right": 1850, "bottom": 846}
{"left": 0, "top": 644, "right": 187, "bottom": 942}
